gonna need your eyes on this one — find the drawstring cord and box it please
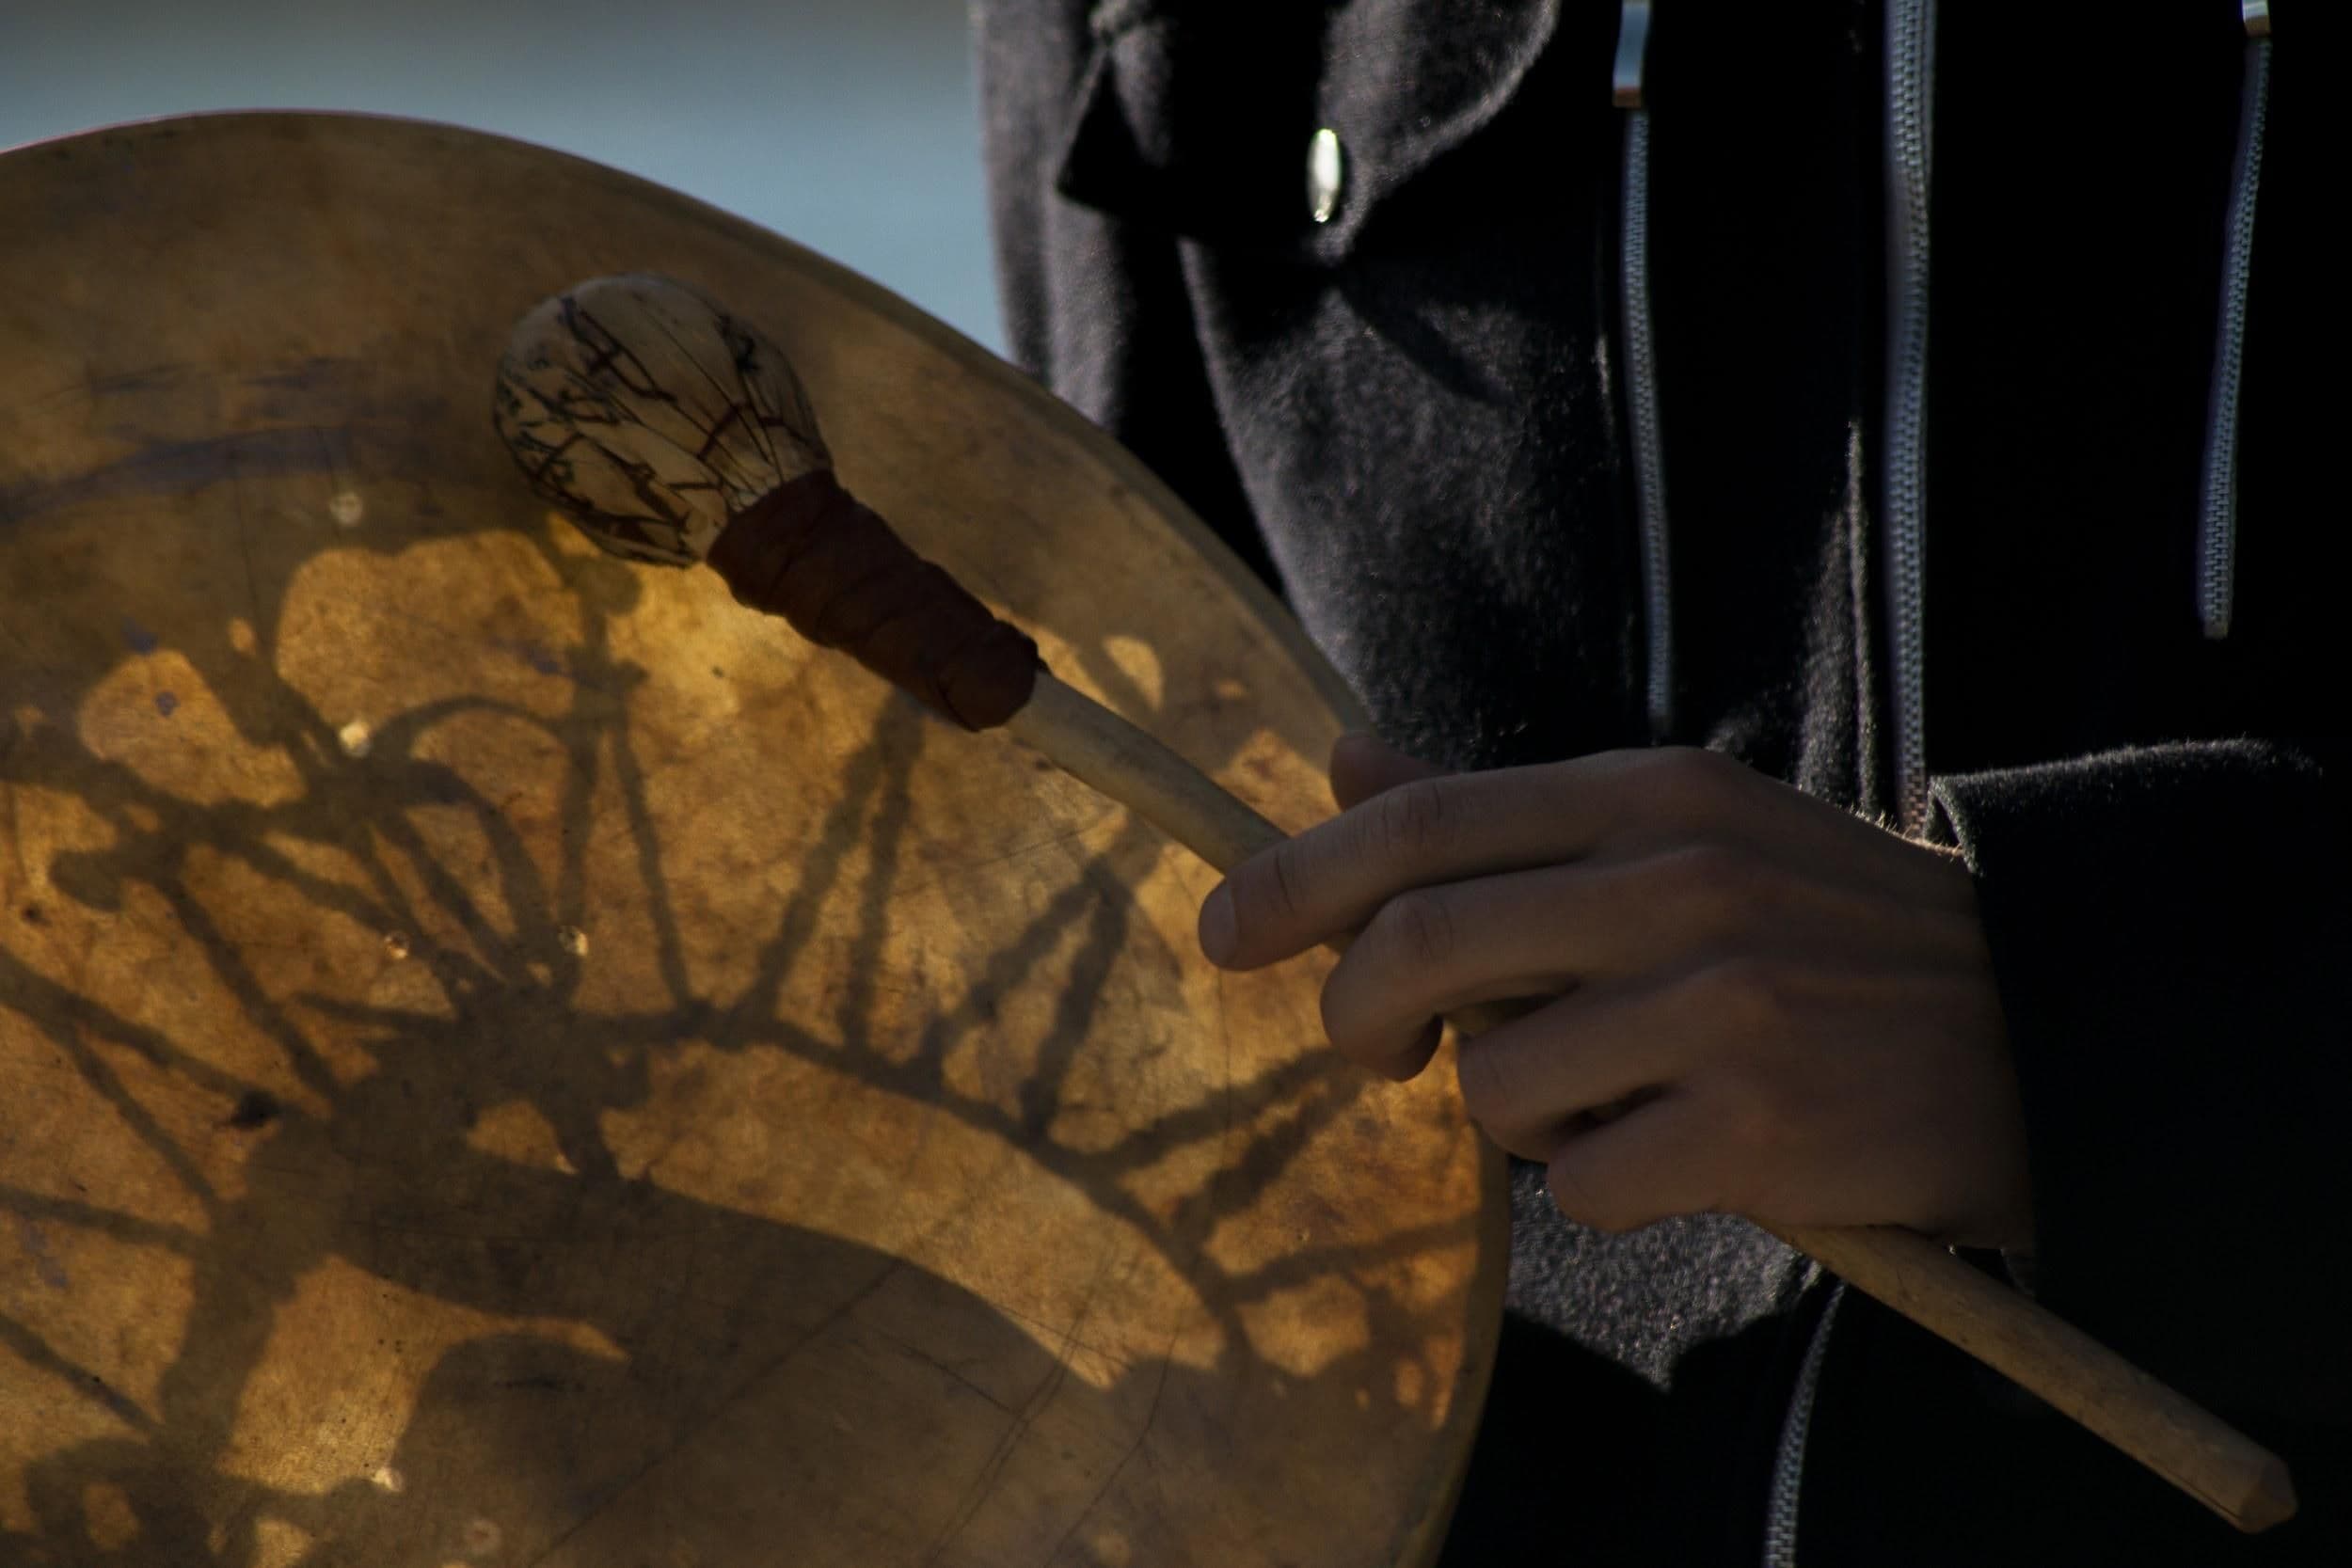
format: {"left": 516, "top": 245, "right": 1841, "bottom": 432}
{"left": 1615, "top": 1, "right": 1675, "bottom": 739}
{"left": 2196, "top": 2, "right": 2273, "bottom": 640}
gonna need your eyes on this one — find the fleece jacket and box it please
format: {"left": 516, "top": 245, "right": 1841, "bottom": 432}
{"left": 974, "top": 1, "right": 2352, "bottom": 1561}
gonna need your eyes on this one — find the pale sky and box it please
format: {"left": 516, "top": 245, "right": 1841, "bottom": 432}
{"left": 0, "top": 0, "right": 1004, "bottom": 351}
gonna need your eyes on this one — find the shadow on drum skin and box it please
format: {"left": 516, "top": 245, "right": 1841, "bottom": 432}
{"left": 1, "top": 1231, "right": 1468, "bottom": 1566}
{"left": 0, "top": 539, "right": 1475, "bottom": 1564}
{"left": 2, "top": 905, "right": 1460, "bottom": 1563}
{"left": 1, "top": 1221, "right": 1041, "bottom": 1563}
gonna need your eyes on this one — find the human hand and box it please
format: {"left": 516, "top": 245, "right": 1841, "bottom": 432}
{"left": 1198, "top": 736, "right": 2033, "bottom": 1249}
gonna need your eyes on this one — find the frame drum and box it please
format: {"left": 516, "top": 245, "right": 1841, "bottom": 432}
{"left": 0, "top": 115, "right": 1502, "bottom": 1567}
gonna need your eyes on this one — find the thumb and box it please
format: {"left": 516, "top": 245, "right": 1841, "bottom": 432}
{"left": 1329, "top": 732, "right": 1452, "bottom": 811}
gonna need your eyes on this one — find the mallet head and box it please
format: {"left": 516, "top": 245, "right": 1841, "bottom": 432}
{"left": 494, "top": 273, "right": 830, "bottom": 566}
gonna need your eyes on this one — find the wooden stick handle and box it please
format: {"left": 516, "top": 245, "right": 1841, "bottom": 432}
{"left": 1004, "top": 671, "right": 2296, "bottom": 1533}
{"left": 1008, "top": 672, "right": 1288, "bottom": 868}
{"left": 1764, "top": 1223, "right": 2296, "bottom": 1532}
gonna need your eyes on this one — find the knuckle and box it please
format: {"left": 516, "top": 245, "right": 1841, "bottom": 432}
{"left": 1372, "top": 776, "right": 1454, "bottom": 863}
{"left": 1368, "top": 887, "right": 1455, "bottom": 974}
{"left": 1221, "top": 835, "right": 1321, "bottom": 958}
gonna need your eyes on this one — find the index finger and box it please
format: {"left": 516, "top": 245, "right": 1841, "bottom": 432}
{"left": 1199, "top": 752, "right": 1660, "bottom": 971}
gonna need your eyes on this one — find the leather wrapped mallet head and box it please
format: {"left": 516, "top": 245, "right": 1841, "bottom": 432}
{"left": 493, "top": 273, "right": 1039, "bottom": 729}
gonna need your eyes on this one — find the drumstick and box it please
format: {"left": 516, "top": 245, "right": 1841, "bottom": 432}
{"left": 492, "top": 274, "right": 2295, "bottom": 1533}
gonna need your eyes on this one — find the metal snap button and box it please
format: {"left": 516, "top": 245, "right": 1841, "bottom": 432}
{"left": 1308, "top": 127, "right": 1344, "bottom": 225}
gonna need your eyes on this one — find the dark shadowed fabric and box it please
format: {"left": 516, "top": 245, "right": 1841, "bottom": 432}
{"left": 975, "top": 0, "right": 2351, "bottom": 1561}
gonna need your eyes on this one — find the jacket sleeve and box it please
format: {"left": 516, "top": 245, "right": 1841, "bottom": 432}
{"left": 971, "top": 0, "right": 1278, "bottom": 589}
{"left": 1931, "top": 737, "right": 2352, "bottom": 1424}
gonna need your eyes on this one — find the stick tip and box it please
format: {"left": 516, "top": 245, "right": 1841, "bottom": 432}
{"left": 2232, "top": 1456, "right": 2298, "bottom": 1533}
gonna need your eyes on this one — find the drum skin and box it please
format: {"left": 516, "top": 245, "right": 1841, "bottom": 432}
{"left": 0, "top": 115, "right": 1504, "bottom": 1567}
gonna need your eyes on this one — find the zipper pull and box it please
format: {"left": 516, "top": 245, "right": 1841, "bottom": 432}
{"left": 1614, "top": 0, "right": 1654, "bottom": 109}
{"left": 2242, "top": 1, "right": 2270, "bottom": 40}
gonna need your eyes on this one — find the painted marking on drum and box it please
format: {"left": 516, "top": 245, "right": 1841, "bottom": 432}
{"left": 986, "top": 1301, "right": 1137, "bottom": 1380}
{"left": 120, "top": 616, "right": 158, "bottom": 655}
{"left": 919, "top": 1241, "right": 1143, "bottom": 1563}
{"left": 1037, "top": 1350, "right": 1175, "bottom": 1568}
{"left": 338, "top": 719, "right": 373, "bottom": 757}
{"left": 0, "top": 430, "right": 363, "bottom": 526}
{"left": 14, "top": 361, "right": 189, "bottom": 417}
{"left": 864, "top": 1322, "right": 1018, "bottom": 1416}
{"left": 243, "top": 356, "right": 354, "bottom": 397}
{"left": 328, "top": 489, "right": 364, "bottom": 529}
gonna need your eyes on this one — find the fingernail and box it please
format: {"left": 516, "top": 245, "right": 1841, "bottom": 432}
{"left": 1199, "top": 883, "right": 1237, "bottom": 966}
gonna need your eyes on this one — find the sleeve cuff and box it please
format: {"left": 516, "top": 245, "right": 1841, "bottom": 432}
{"left": 1930, "top": 740, "right": 2352, "bottom": 1417}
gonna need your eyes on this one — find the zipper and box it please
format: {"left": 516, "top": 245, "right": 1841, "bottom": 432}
{"left": 1761, "top": 8, "right": 1938, "bottom": 1559}
{"left": 1615, "top": 0, "right": 1674, "bottom": 738}
{"left": 1883, "top": 0, "right": 1937, "bottom": 833}
{"left": 1762, "top": 1282, "right": 1848, "bottom": 1568}
{"left": 2197, "top": 3, "right": 2273, "bottom": 640}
